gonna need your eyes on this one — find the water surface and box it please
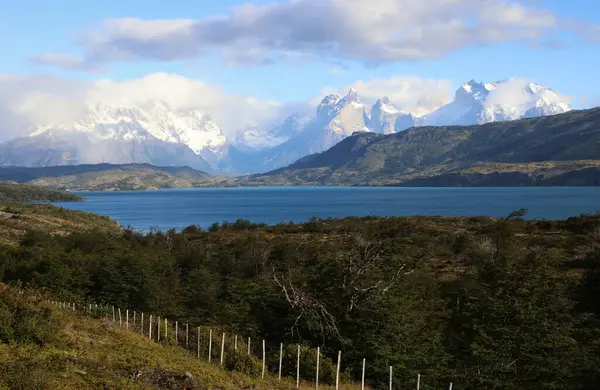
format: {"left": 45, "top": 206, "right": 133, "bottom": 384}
{"left": 54, "top": 186, "right": 600, "bottom": 231}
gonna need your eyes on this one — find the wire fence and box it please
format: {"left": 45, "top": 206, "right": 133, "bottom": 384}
{"left": 48, "top": 300, "right": 455, "bottom": 390}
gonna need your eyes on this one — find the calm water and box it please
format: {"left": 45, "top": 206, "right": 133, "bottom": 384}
{"left": 53, "top": 187, "right": 600, "bottom": 231}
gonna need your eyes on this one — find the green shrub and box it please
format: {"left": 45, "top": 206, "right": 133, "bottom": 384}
{"left": 224, "top": 349, "right": 263, "bottom": 376}
{"left": 0, "top": 286, "right": 59, "bottom": 346}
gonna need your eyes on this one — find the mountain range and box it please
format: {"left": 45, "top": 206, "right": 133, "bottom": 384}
{"left": 0, "top": 79, "right": 573, "bottom": 174}
{"left": 237, "top": 107, "right": 600, "bottom": 187}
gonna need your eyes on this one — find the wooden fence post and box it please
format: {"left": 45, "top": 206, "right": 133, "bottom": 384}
{"left": 158, "top": 317, "right": 161, "bottom": 342}
{"left": 197, "top": 327, "right": 200, "bottom": 359}
{"left": 164, "top": 318, "right": 167, "bottom": 340}
{"left": 186, "top": 323, "right": 189, "bottom": 348}
{"left": 389, "top": 366, "right": 393, "bottom": 390}
{"left": 361, "top": 358, "right": 366, "bottom": 390}
{"left": 175, "top": 321, "right": 178, "bottom": 345}
{"left": 141, "top": 313, "right": 144, "bottom": 336}
{"left": 126, "top": 310, "right": 129, "bottom": 330}
{"left": 119, "top": 308, "right": 122, "bottom": 326}
{"left": 262, "top": 339, "right": 266, "bottom": 379}
{"left": 149, "top": 315, "right": 152, "bottom": 339}
{"left": 208, "top": 329, "right": 212, "bottom": 363}
{"left": 221, "top": 333, "right": 226, "bottom": 366}
{"left": 133, "top": 311, "right": 136, "bottom": 327}
{"left": 296, "top": 344, "right": 300, "bottom": 389}
{"left": 278, "top": 343, "right": 283, "bottom": 381}
{"left": 336, "top": 351, "right": 341, "bottom": 390}
{"left": 417, "top": 373, "right": 421, "bottom": 390}
{"left": 247, "top": 337, "right": 251, "bottom": 355}
{"left": 449, "top": 383, "right": 453, "bottom": 390}
{"left": 235, "top": 335, "right": 238, "bottom": 351}
{"left": 316, "top": 347, "right": 320, "bottom": 390}
{"left": 112, "top": 306, "right": 115, "bottom": 323}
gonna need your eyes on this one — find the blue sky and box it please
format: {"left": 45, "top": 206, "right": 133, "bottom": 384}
{"left": 0, "top": 0, "right": 599, "bottom": 108}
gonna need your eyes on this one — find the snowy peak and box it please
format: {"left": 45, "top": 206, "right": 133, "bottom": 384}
{"left": 370, "top": 97, "right": 405, "bottom": 134}
{"left": 424, "top": 78, "right": 572, "bottom": 126}
{"left": 28, "top": 103, "right": 228, "bottom": 166}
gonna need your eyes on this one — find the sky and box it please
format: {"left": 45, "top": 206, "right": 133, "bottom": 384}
{"left": 0, "top": 0, "right": 599, "bottom": 140}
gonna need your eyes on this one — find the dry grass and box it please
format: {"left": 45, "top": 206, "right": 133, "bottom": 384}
{"left": 0, "top": 304, "right": 368, "bottom": 390}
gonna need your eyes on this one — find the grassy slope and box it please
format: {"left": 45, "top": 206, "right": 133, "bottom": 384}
{"left": 0, "top": 203, "right": 120, "bottom": 246}
{"left": 0, "top": 294, "right": 364, "bottom": 389}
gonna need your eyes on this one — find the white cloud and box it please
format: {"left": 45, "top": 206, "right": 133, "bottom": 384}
{"left": 313, "top": 76, "right": 453, "bottom": 115}
{"left": 0, "top": 72, "right": 459, "bottom": 143}
{"left": 33, "top": 0, "right": 568, "bottom": 70}
{"left": 0, "top": 73, "right": 285, "bottom": 142}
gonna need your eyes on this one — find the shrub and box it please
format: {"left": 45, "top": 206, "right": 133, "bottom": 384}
{"left": 224, "top": 349, "right": 263, "bottom": 376}
{"left": 0, "top": 285, "right": 59, "bottom": 346}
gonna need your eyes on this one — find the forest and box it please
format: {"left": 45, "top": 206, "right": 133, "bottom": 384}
{"left": 1, "top": 208, "right": 600, "bottom": 389}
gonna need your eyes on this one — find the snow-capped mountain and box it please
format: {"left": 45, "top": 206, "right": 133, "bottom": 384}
{"left": 0, "top": 78, "right": 574, "bottom": 174}
{"left": 420, "top": 79, "right": 571, "bottom": 126}
{"left": 368, "top": 96, "right": 420, "bottom": 134}
{"left": 7, "top": 103, "right": 227, "bottom": 171}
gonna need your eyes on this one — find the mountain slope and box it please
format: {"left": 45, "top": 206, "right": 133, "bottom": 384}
{"left": 238, "top": 107, "right": 600, "bottom": 186}
{"left": 0, "top": 163, "right": 218, "bottom": 191}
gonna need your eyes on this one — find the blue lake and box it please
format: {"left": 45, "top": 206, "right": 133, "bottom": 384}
{"left": 54, "top": 186, "right": 600, "bottom": 231}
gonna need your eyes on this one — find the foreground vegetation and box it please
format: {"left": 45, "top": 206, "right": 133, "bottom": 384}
{"left": 0, "top": 285, "right": 360, "bottom": 389}
{"left": 1, "top": 206, "right": 600, "bottom": 389}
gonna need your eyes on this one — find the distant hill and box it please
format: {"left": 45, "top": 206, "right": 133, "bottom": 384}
{"left": 0, "top": 183, "right": 83, "bottom": 203}
{"left": 238, "top": 107, "right": 600, "bottom": 186}
{"left": 0, "top": 163, "right": 219, "bottom": 191}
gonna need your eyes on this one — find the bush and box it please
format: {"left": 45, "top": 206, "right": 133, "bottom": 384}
{"left": 0, "top": 285, "right": 59, "bottom": 346}
{"left": 224, "top": 349, "right": 263, "bottom": 376}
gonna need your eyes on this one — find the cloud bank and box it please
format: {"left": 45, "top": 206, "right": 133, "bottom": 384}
{"left": 0, "top": 72, "right": 452, "bottom": 143}
{"left": 31, "top": 0, "right": 582, "bottom": 71}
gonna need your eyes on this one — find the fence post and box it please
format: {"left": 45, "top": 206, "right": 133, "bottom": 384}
{"left": 235, "top": 335, "right": 238, "bottom": 351}
{"left": 449, "top": 383, "right": 453, "bottom": 390}
{"left": 417, "top": 373, "right": 421, "bottom": 390}
{"left": 73, "top": 303, "right": 75, "bottom": 311}
{"left": 112, "top": 306, "right": 115, "bottom": 323}
{"left": 221, "top": 333, "right": 226, "bottom": 366}
{"left": 316, "top": 346, "right": 320, "bottom": 390}
{"left": 175, "top": 321, "right": 178, "bottom": 345}
{"left": 296, "top": 344, "right": 300, "bottom": 389}
{"left": 247, "top": 337, "right": 251, "bottom": 355}
{"left": 389, "top": 366, "right": 393, "bottom": 390}
{"left": 141, "top": 313, "right": 144, "bottom": 336}
{"left": 336, "top": 351, "right": 341, "bottom": 390}
{"left": 149, "top": 315, "right": 152, "bottom": 339}
{"left": 197, "top": 327, "right": 200, "bottom": 359}
{"left": 361, "top": 358, "right": 366, "bottom": 390}
{"left": 208, "top": 329, "right": 212, "bottom": 363}
{"left": 186, "top": 323, "right": 189, "bottom": 348}
{"left": 126, "top": 310, "right": 129, "bottom": 330}
{"left": 157, "top": 317, "right": 161, "bottom": 342}
{"left": 278, "top": 343, "right": 283, "bottom": 381}
{"left": 133, "top": 311, "right": 136, "bottom": 327}
{"left": 164, "top": 318, "right": 167, "bottom": 340}
{"left": 262, "top": 339, "right": 266, "bottom": 379}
